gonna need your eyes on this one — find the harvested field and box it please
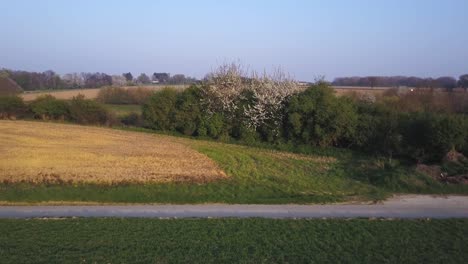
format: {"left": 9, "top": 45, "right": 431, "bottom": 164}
{"left": 0, "top": 121, "right": 226, "bottom": 184}
{"left": 21, "top": 88, "right": 101, "bottom": 101}
{"left": 21, "top": 85, "right": 187, "bottom": 101}
{"left": 333, "top": 86, "right": 388, "bottom": 97}
{"left": 332, "top": 86, "right": 467, "bottom": 97}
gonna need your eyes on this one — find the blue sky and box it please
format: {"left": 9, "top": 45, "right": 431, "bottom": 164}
{"left": 0, "top": 0, "right": 467, "bottom": 81}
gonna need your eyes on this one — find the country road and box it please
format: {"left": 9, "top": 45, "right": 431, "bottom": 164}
{"left": 1, "top": 195, "right": 467, "bottom": 219}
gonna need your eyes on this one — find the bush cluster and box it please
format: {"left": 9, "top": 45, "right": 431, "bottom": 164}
{"left": 0, "top": 95, "right": 26, "bottom": 119}
{"left": 0, "top": 94, "right": 114, "bottom": 125}
{"left": 142, "top": 83, "right": 468, "bottom": 163}
{"left": 2, "top": 81, "right": 466, "bottom": 164}
{"left": 96, "top": 87, "right": 154, "bottom": 104}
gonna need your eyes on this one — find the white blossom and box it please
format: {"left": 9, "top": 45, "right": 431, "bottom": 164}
{"left": 202, "top": 63, "right": 303, "bottom": 135}
{"left": 244, "top": 69, "right": 302, "bottom": 133}
{"left": 202, "top": 62, "right": 246, "bottom": 116}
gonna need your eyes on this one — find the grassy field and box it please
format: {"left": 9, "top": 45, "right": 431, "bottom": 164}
{"left": 0, "top": 218, "right": 466, "bottom": 263}
{"left": 21, "top": 85, "right": 188, "bottom": 101}
{"left": 1, "top": 120, "right": 467, "bottom": 204}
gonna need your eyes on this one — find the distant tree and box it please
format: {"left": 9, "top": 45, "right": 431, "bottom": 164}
{"left": 152, "top": 73, "right": 170, "bottom": 83}
{"left": 137, "top": 73, "right": 151, "bottom": 84}
{"left": 169, "top": 74, "right": 186, "bottom": 85}
{"left": 368, "top": 77, "right": 378, "bottom": 89}
{"left": 406, "top": 77, "right": 424, "bottom": 88}
{"left": 332, "top": 76, "right": 459, "bottom": 90}
{"left": 123, "top": 72, "right": 133, "bottom": 82}
{"left": 62, "top": 73, "right": 84, "bottom": 89}
{"left": 458, "top": 74, "right": 468, "bottom": 92}
{"left": 436, "top": 76, "right": 457, "bottom": 92}
{"left": 421, "top": 78, "right": 438, "bottom": 91}
{"left": 8, "top": 70, "right": 65, "bottom": 91}
{"left": 82, "top": 73, "right": 112, "bottom": 88}
{"left": 111, "top": 75, "right": 127, "bottom": 87}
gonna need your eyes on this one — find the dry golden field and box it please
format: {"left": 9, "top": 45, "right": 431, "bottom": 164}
{"left": 0, "top": 121, "right": 225, "bottom": 184}
{"left": 332, "top": 87, "right": 388, "bottom": 97}
{"left": 21, "top": 88, "right": 101, "bottom": 101}
{"left": 21, "top": 85, "right": 188, "bottom": 101}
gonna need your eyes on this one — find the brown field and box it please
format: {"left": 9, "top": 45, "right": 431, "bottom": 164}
{"left": 0, "top": 120, "right": 226, "bottom": 184}
{"left": 332, "top": 86, "right": 389, "bottom": 97}
{"left": 20, "top": 85, "right": 464, "bottom": 102}
{"left": 21, "top": 85, "right": 188, "bottom": 101}
{"left": 332, "top": 86, "right": 466, "bottom": 97}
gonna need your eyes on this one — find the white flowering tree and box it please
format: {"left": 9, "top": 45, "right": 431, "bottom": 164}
{"left": 244, "top": 69, "right": 301, "bottom": 133}
{"left": 202, "top": 63, "right": 302, "bottom": 137}
{"left": 111, "top": 75, "right": 127, "bottom": 87}
{"left": 202, "top": 62, "right": 247, "bottom": 117}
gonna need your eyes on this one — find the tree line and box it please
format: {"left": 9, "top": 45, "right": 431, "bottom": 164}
{"left": 0, "top": 68, "right": 198, "bottom": 91}
{"left": 1, "top": 63, "right": 467, "bottom": 165}
{"left": 333, "top": 75, "right": 468, "bottom": 91}
{"left": 140, "top": 64, "right": 468, "bottom": 163}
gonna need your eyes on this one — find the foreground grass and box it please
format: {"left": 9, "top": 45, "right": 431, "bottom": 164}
{"left": 1, "top": 121, "right": 467, "bottom": 204}
{"left": 0, "top": 218, "right": 466, "bottom": 263}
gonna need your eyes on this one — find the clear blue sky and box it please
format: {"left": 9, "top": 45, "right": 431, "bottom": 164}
{"left": 1, "top": 0, "right": 467, "bottom": 81}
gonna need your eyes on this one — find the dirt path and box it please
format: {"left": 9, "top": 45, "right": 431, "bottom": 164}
{"left": 0, "top": 195, "right": 467, "bottom": 219}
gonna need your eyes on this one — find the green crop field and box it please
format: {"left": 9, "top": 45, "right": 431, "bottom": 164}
{"left": 0, "top": 218, "right": 466, "bottom": 263}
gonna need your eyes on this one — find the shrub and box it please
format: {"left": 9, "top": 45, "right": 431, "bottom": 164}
{"left": 128, "top": 87, "right": 154, "bottom": 104}
{"left": 401, "top": 113, "right": 467, "bottom": 162}
{"left": 30, "top": 95, "right": 69, "bottom": 120}
{"left": 120, "top": 112, "right": 143, "bottom": 127}
{"left": 196, "top": 113, "right": 229, "bottom": 139}
{"left": 142, "top": 88, "right": 178, "bottom": 130}
{"left": 0, "top": 95, "right": 26, "bottom": 119}
{"left": 174, "top": 86, "right": 203, "bottom": 136}
{"left": 236, "top": 124, "right": 260, "bottom": 145}
{"left": 354, "top": 103, "right": 402, "bottom": 160}
{"left": 97, "top": 87, "right": 154, "bottom": 104}
{"left": 69, "top": 94, "right": 112, "bottom": 125}
{"left": 97, "top": 87, "right": 132, "bottom": 104}
{"left": 285, "top": 84, "right": 358, "bottom": 147}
